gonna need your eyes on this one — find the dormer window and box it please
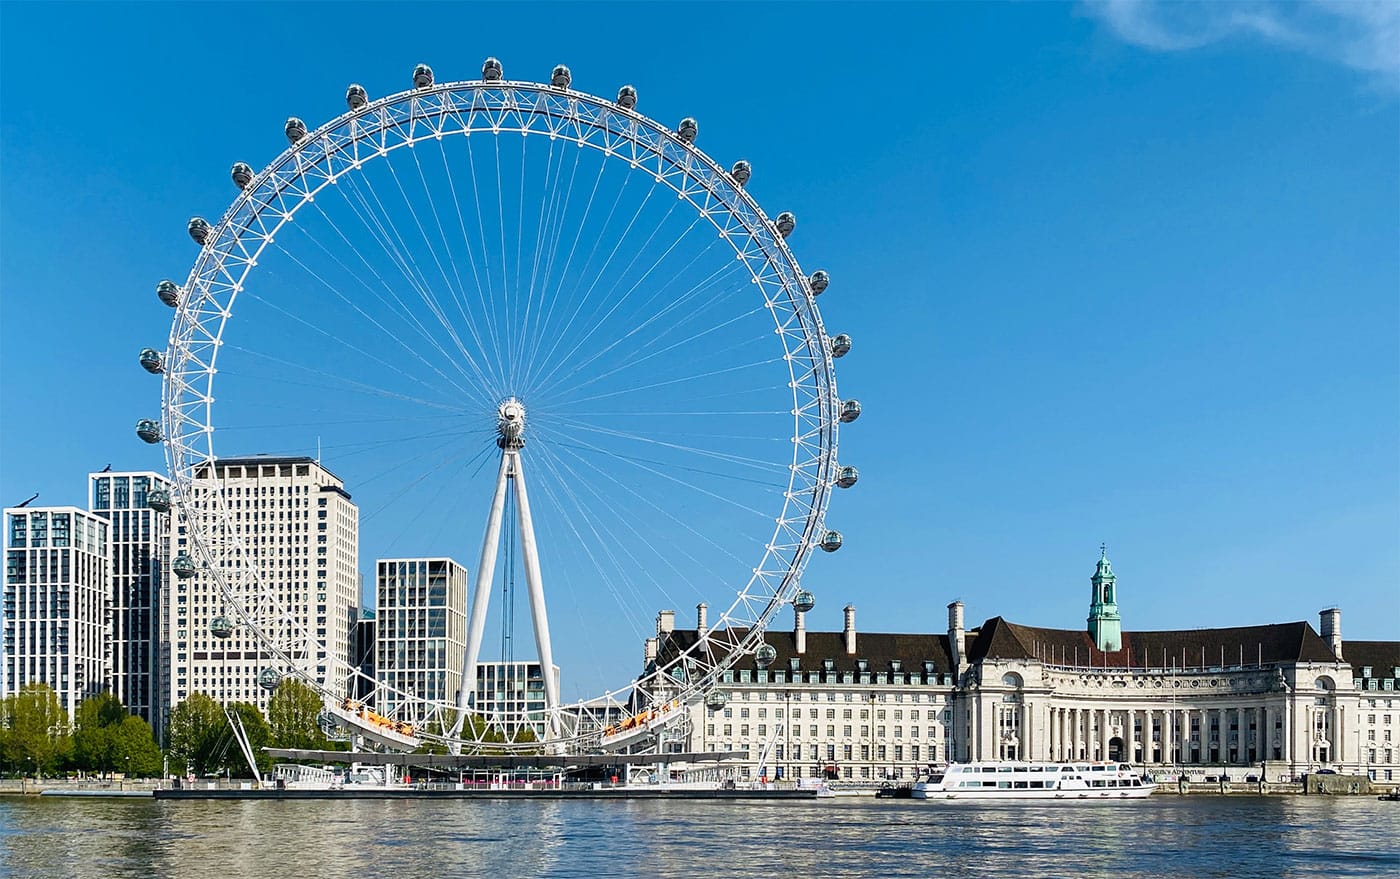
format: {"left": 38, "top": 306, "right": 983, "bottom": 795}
{"left": 1363, "top": 666, "right": 1373, "bottom": 678}
{"left": 823, "top": 659, "right": 835, "bottom": 672}
{"left": 788, "top": 657, "right": 800, "bottom": 672}
{"left": 891, "top": 660, "right": 902, "bottom": 673}
{"left": 923, "top": 661, "right": 936, "bottom": 675}
{"left": 856, "top": 658, "right": 869, "bottom": 672}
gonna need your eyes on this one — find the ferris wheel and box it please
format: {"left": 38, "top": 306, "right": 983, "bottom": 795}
{"left": 136, "top": 58, "right": 861, "bottom": 753}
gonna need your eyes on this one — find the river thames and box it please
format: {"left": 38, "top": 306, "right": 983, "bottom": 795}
{"left": 1, "top": 796, "right": 1397, "bottom": 878}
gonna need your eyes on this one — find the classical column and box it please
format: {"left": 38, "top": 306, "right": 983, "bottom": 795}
{"left": 1260, "top": 705, "right": 1269, "bottom": 762}
{"left": 1334, "top": 704, "right": 1344, "bottom": 765}
{"left": 1126, "top": 709, "right": 1137, "bottom": 764}
{"left": 1100, "top": 709, "right": 1110, "bottom": 761}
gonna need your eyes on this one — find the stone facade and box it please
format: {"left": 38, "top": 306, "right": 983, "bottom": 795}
{"left": 647, "top": 554, "right": 1399, "bottom": 783}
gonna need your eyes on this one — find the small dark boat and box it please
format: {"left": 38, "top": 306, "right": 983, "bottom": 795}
{"left": 875, "top": 784, "right": 913, "bottom": 799}
{"left": 1378, "top": 791, "right": 1400, "bottom": 802}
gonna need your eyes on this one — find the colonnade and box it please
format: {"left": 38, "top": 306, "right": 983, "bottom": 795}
{"left": 1042, "top": 703, "right": 1309, "bottom": 765}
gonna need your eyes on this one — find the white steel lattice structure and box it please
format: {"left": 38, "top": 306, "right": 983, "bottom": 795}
{"left": 139, "top": 60, "right": 860, "bottom": 753}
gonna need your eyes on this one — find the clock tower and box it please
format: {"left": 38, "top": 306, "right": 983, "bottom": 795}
{"left": 1087, "top": 545, "right": 1122, "bottom": 652}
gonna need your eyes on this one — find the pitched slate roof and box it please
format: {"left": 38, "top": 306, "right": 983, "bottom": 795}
{"left": 1347, "top": 640, "right": 1400, "bottom": 683}
{"left": 655, "top": 627, "right": 956, "bottom": 674}
{"left": 968, "top": 617, "right": 1341, "bottom": 668}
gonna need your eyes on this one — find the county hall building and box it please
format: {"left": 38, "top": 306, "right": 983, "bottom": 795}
{"left": 647, "top": 551, "right": 1399, "bottom": 784}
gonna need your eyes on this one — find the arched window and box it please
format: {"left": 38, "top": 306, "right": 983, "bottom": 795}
{"left": 1002, "top": 672, "right": 1023, "bottom": 689}
{"left": 1314, "top": 676, "right": 1335, "bottom": 691}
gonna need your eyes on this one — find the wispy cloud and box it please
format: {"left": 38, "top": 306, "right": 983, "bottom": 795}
{"left": 1082, "top": 0, "right": 1400, "bottom": 82}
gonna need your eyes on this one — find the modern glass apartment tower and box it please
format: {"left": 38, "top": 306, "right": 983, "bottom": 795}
{"left": 375, "top": 558, "right": 467, "bottom": 724}
{"left": 89, "top": 471, "right": 170, "bottom": 738}
{"left": 3, "top": 507, "right": 110, "bottom": 719}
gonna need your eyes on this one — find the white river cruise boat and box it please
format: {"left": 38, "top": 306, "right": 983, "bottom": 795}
{"left": 911, "top": 762, "right": 1157, "bottom": 800}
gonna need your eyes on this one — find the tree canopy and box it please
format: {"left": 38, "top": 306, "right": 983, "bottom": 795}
{"left": 0, "top": 683, "right": 72, "bottom": 776}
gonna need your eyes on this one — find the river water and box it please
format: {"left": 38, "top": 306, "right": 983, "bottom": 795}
{"left": 1, "top": 795, "right": 1396, "bottom": 878}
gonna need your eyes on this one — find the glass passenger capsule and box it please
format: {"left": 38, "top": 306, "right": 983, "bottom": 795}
{"left": 135, "top": 419, "right": 161, "bottom": 444}
{"left": 731, "top": 160, "right": 751, "bottom": 187}
{"left": 209, "top": 615, "right": 234, "bottom": 639}
{"left": 819, "top": 530, "right": 844, "bottom": 552}
{"left": 775, "top": 212, "right": 796, "bottom": 238}
{"left": 156, "top": 279, "right": 180, "bottom": 307}
{"left": 835, "top": 465, "right": 859, "bottom": 489}
{"left": 616, "top": 85, "right": 637, "bottom": 109}
{"left": 831, "top": 334, "right": 852, "bottom": 358}
{"left": 230, "top": 162, "right": 253, "bottom": 190}
{"left": 258, "top": 668, "right": 282, "bottom": 691}
{"left": 755, "top": 643, "right": 778, "bottom": 668}
{"left": 146, "top": 488, "right": 171, "bottom": 514}
{"left": 482, "top": 57, "right": 503, "bottom": 81}
{"left": 413, "top": 64, "right": 434, "bottom": 89}
{"left": 839, "top": 399, "right": 862, "bottom": 423}
{"left": 187, "top": 217, "right": 211, "bottom": 245}
{"left": 677, "top": 117, "right": 698, "bottom": 144}
{"left": 705, "top": 690, "right": 729, "bottom": 711}
{"left": 139, "top": 348, "right": 164, "bottom": 374}
{"left": 809, "top": 270, "right": 829, "bottom": 295}
{"left": 793, "top": 590, "right": 816, "bottom": 613}
{"left": 285, "top": 116, "right": 308, "bottom": 144}
{"left": 551, "top": 65, "right": 571, "bottom": 88}
{"left": 172, "top": 553, "right": 197, "bottom": 578}
{"left": 346, "top": 83, "right": 368, "bottom": 110}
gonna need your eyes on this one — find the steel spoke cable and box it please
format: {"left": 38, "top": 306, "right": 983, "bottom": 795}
{"left": 458, "top": 131, "right": 510, "bottom": 392}
{"left": 551, "top": 356, "right": 785, "bottom": 409}
{"left": 524, "top": 446, "right": 652, "bottom": 638}
{"left": 530, "top": 425, "right": 750, "bottom": 567}
{"left": 262, "top": 236, "right": 483, "bottom": 403}
{"left": 517, "top": 147, "right": 611, "bottom": 377}
{"left": 335, "top": 167, "right": 492, "bottom": 397}
{"left": 533, "top": 441, "right": 715, "bottom": 610}
{"left": 378, "top": 152, "right": 503, "bottom": 398}
{"left": 539, "top": 260, "right": 755, "bottom": 402}
{"left": 542, "top": 415, "right": 791, "bottom": 479}
{"left": 524, "top": 143, "right": 588, "bottom": 367}
{"left": 315, "top": 179, "right": 493, "bottom": 400}
{"left": 522, "top": 174, "right": 661, "bottom": 391}
{"left": 409, "top": 140, "right": 506, "bottom": 397}
{"left": 511, "top": 130, "right": 566, "bottom": 387}
{"left": 527, "top": 200, "right": 698, "bottom": 392}
{"left": 221, "top": 344, "right": 463, "bottom": 412}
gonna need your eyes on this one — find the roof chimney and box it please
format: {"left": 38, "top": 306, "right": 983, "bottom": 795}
{"left": 948, "top": 600, "right": 967, "bottom": 673}
{"left": 843, "top": 604, "right": 856, "bottom": 655}
{"left": 657, "top": 609, "right": 675, "bottom": 636}
{"left": 1319, "top": 607, "right": 1342, "bottom": 660}
{"left": 795, "top": 608, "right": 807, "bottom": 655}
{"left": 696, "top": 603, "right": 708, "bottom": 639}
{"left": 644, "top": 637, "right": 658, "bottom": 666}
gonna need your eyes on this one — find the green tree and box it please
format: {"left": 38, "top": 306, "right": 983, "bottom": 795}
{"left": 2, "top": 684, "right": 72, "bottom": 777}
{"left": 72, "top": 692, "right": 126, "bottom": 775}
{"left": 267, "top": 679, "right": 328, "bottom": 751}
{"left": 110, "top": 716, "right": 164, "bottom": 777}
{"left": 166, "top": 693, "right": 225, "bottom": 776}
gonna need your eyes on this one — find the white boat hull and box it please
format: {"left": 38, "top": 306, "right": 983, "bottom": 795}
{"left": 911, "top": 785, "right": 1156, "bottom": 800}
{"left": 910, "top": 761, "right": 1157, "bottom": 801}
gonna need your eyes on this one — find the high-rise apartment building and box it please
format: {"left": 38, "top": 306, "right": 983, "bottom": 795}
{"left": 375, "top": 558, "right": 467, "bottom": 724}
{"left": 3, "top": 507, "right": 110, "bottom": 719}
{"left": 475, "top": 660, "right": 561, "bottom": 740}
{"left": 89, "top": 471, "right": 170, "bottom": 737}
{"left": 171, "top": 455, "right": 358, "bottom": 712}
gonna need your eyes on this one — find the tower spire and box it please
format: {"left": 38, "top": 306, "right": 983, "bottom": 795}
{"left": 1088, "top": 546, "right": 1122, "bottom": 652}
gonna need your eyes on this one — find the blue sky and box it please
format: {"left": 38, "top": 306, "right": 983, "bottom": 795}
{"left": 1, "top": 2, "right": 1396, "bottom": 696}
